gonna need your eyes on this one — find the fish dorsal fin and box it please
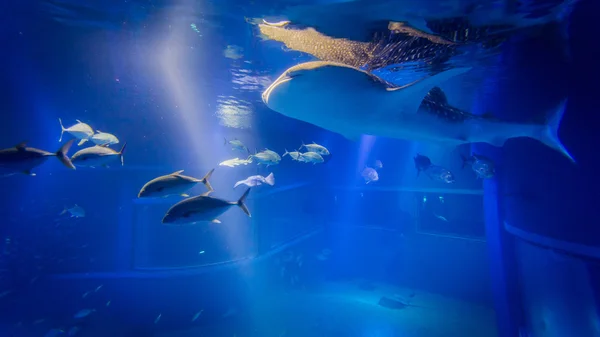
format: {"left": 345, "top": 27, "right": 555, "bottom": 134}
{"left": 171, "top": 170, "right": 184, "bottom": 175}
{"left": 96, "top": 130, "right": 102, "bottom": 133}
{"left": 76, "top": 119, "right": 84, "bottom": 124}
{"left": 427, "top": 87, "right": 448, "bottom": 105}
{"left": 386, "top": 67, "right": 472, "bottom": 115}
{"left": 200, "top": 191, "right": 212, "bottom": 197}
{"left": 15, "top": 142, "right": 27, "bottom": 150}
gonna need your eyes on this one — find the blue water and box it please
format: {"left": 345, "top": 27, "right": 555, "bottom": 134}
{"left": 2, "top": 0, "right": 600, "bottom": 336}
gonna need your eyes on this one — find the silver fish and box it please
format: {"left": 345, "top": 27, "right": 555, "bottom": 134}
{"left": 60, "top": 204, "right": 85, "bottom": 218}
{"left": 224, "top": 138, "right": 249, "bottom": 153}
{"left": 58, "top": 119, "right": 94, "bottom": 145}
{"left": 260, "top": 149, "right": 281, "bottom": 161}
{"left": 138, "top": 169, "right": 214, "bottom": 198}
{"left": 234, "top": 173, "right": 275, "bottom": 188}
{"left": 301, "top": 142, "right": 330, "bottom": 155}
{"left": 361, "top": 167, "right": 379, "bottom": 184}
{"left": 162, "top": 188, "right": 251, "bottom": 225}
{"left": 0, "top": 140, "right": 75, "bottom": 176}
{"left": 90, "top": 130, "right": 119, "bottom": 146}
{"left": 424, "top": 165, "right": 455, "bottom": 183}
{"left": 73, "top": 309, "right": 95, "bottom": 319}
{"left": 262, "top": 61, "right": 573, "bottom": 162}
{"left": 298, "top": 151, "right": 323, "bottom": 164}
{"left": 219, "top": 157, "right": 253, "bottom": 167}
{"left": 71, "top": 143, "right": 126, "bottom": 168}
{"left": 249, "top": 150, "right": 280, "bottom": 166}
{"left": 191, "top": 310, "right": 204, "bottom": 322}
{"left": 461, "top": 153, "right": 495, "bottom": 179}
{"left": 282, "top": 148, "right": 305, "bottom": 161}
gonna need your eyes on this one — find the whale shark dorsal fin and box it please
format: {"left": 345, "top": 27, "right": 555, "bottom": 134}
{"left": 427, "top": 87, "right": 448, "bottom": 105}
{"left": 386, "top": 67, "right": 472, "bottom": 115}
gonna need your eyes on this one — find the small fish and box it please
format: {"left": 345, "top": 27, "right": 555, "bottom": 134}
{"left": 282, "top": 148, "right": 305, "bottom": 161}
{"left": 301, "top": 142, "right": 330, "bottom": 156}
{"left": 138, "top": 169, "right": 214, "bottom": 198}
{"left": 94, "top": 284, "right": 103, "bottom": 292}
{"left": 71, "top": 143, "right": 127, "bottom": 168}
{"left": 191, "top": 310, "right": 204, "bottom": 322}
{"left": 219, "top": 157, "right": 253, "bottom": 167}
{"left": 67, "top": 326, "right": 80, "bottom": 336}
{"left": 90, "top": 130, "right": 119, "bottom": 146}
{"left": 58, "top": 119, "right": 94, "bottom": 145}
{"left": 361, "top": 167, "right": 379, "bottom": 184}
{"left": 223, "top": 307, "right": 238, "bottom": 318}
{"left": 374, "top": 159, "right": 383, "bottom": 169}
{"left": 316, "top": 248, "right": 332, "bottom": 261}
{"left": 0, "top": 289, "right": 13, "bottom": 298}
{"left": 299, "top": 151, "right": 324, "bottom": 164}
{"left": 0, "top": 140, "right": 75, "bottom": 176}
{"left": 424, "top": 165, "right": 455, "bottom": 183}
{"left": 154, "top": 313, "right": 162, "bottom": 324}
{"left": 224, "top": 45, "right": 244, "bottom": 60}
{"left": 73, "top": 309, "right": 95, "bottom": 319}
{"left": 162, "top": 188, "right": 252, "bottom": 225}
{"left": 434, "top": 213, "right": 448, "bottom": 221}
{"left": 60, "top": 204, "right": 85, "bottom": 218}
{"left": 198, "top": 250, "right": 205, "bottom": 254}
{"left": 461, "top": 153, "right": 495, "bottom": 179}
{"left": 234, "top": 173, "right": 275, "bottom": 188}
{"left": 44, "top": 329, "right": 65, "bottom": 337}
{"left": 224, "top": 138, "right": 249, "bottom": 153}
{"left": 81, "top": 291, "right": 90, "bottom": 299}
{"left": 249, "top": 150, "right": 281, "bottom": 166}
{"left": 106, "top": 300, "right": 111, "bottom": 307}
{"left": 414, "top": 154, "right": 432, "bottom": 177}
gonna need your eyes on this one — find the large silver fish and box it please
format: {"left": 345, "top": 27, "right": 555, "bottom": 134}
{"left": 58, "top": 119, "right": 94, "bottom": 146}
{"left": 138, "top": 169, "right": 214, "bottom": 198}
{"left": 162, "top": 188, "right": 252, "bottom": 225}
{"left": 262, "top": 61, "right": 573, "bottom": 162}
{"left": 71, "top": 143, "right": 127, "bottom": 168}
{"left": 0, "top": 140, "right": 75, "bottom": 176}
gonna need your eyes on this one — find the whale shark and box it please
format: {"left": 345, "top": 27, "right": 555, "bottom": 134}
{"left": 262, "top": 61, "right": 573, "bottom": 162}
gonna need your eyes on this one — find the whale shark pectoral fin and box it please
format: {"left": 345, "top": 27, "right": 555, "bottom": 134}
{"left": 387, "top": 67, "right": 473, "bottom": 116}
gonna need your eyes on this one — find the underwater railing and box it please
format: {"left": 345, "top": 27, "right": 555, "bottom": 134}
{"left": 330, "top": 185, "right": 486, "bottom": 241}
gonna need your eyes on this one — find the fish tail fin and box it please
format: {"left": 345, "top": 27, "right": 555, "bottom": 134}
{"left": 56, "top": 139, "right": 76, "bottom": 169}
{"left": 233, "top": 181, "right": 242, "bottom": 189}
{"left": 265, "top": 172, "right": 275, "bottom": 186}
{"left": 416, "top": 169, "right": 421, "bottom": 178}
{"left": 533, "top": 99, "right": 575, "bottom": 163}
{"left": 237, "top": 188, "right": 251, "bottom": 217}
{"left": 77, "top": 139, "right": 88, "bottom": 146}
{"left": 118, "top": 142, "right": 127, "bottom": 166}
{"left": 283, "top": 149, "right": 289, "bottom": 157}
{"left": 202, "top": 168, "right": 215, "bottom": 192}
{"left": 58, "top": 118, "right": 65, "bottom": 142}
